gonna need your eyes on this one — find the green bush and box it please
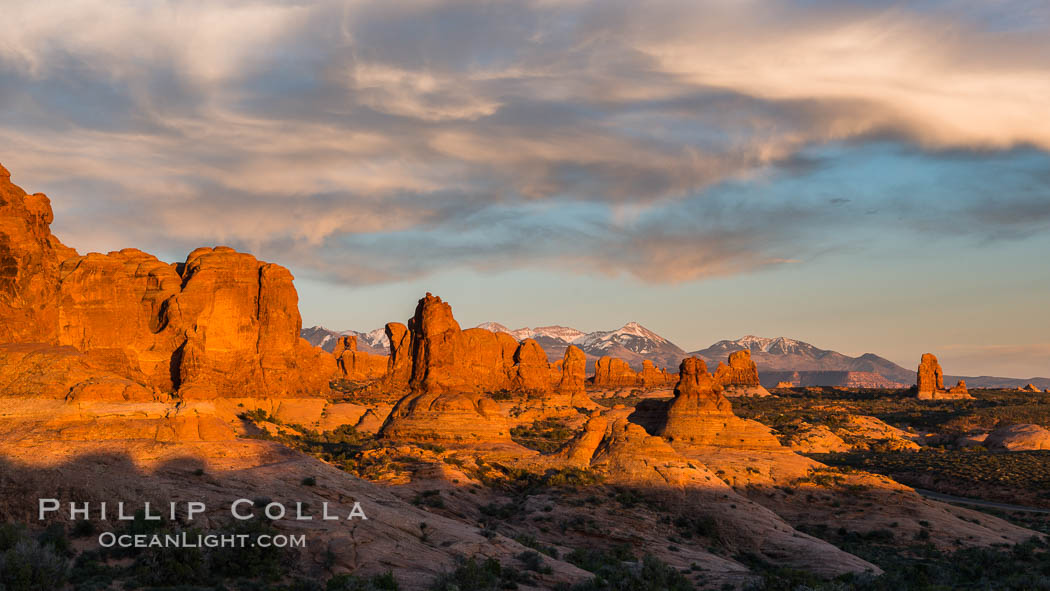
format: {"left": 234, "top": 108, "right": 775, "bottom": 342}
{"left": 1, "top": 538, "right": 71, "bottom": 591}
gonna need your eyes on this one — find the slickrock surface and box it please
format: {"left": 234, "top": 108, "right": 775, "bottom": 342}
{"left": 0, "top": 166, "right": 333, "bottom": 400}
{"left": 784, "top": 423, "right": 850, "bottom": 453}
{"left": 985, "top": 423, "right": 1050, "bottom": 451}
{"left": 550, "top": 414, "right": 881, "bottom": 578}
{"left": 380, "top": 390, "right": 522, "bottom": 448}
{"left": 715, "top": 350, "right": 772, "bottom": 396}
{"left": 0, "top": 434, "right": 588, "bottom": 590}
{"left": 916, "top": 353, "right": 972, "bottom": 400}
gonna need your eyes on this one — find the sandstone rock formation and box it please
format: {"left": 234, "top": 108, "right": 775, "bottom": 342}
{"left": 404, "top": 294, "right": 522, "bottom": 394}
{"left": 379, "top": 294, "right": 601, "bottom": 443}
{"left": 591, "top": 356, "right": 640, "bottom": 389}
{"left": 917, "top": 353, "right": 945, "bottom": 395}
{"left": 0, "top": 165, "right": 334, "bottom": 399}
{"left": 639, "top": 359, "right": 674, "bottom": 388}
{"left": 659, "top": 357, "right": 732, "bottom": 440}
{"left": 714, "top": 350, "right": 771, "bottom": 397}
{"left": 916, "top": 353, "right": 971, "bottom": 400}
{"left": 655, "top": 357, "right": 781, "bottom": 449}
{"left": 774, "top": 381, "right": 795, "bottom": 388}
{"left": 556, "top": 345, "right": 588, "bottom": 395}
{"left": 985, "top": 424, "right": 1050, "bottom": 451}
{"left": 947, "top": 379, "right": 969, "bottom": 397}
{"left": 333, "top": 335, "right": 388, "bottom": 381}
{"left": 380, "top": 390, "right": 516, "bottom": 445}
{"left": 551, "top": 414, "right": 880, "bottom": 578}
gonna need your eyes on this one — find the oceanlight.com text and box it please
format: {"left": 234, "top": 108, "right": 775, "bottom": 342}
{"left": 98, "top": 531, "right": 307, "bottom": 549}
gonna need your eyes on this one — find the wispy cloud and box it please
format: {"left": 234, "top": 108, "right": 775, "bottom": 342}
{"left": 0, "top": 0, "right": 1048, "bottom": 284}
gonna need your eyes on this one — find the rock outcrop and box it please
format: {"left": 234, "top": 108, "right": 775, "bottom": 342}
{"left": 333, "top": 336, "right": 388, "bottom": 381}
{"left": 915, "top": 353, "right": 972, "bottom": 400}
{"left": 639, "top": 360, "right": 674, "bottom": 388}
{"left": 916, "top": 353, "right": 944, "bottom": 396}
{"left": 650, "top": 357, "right": 781, "bottom": 449}
{"left": 715, "top": 350, "right": 771, "bottom": 397}
{"left": 379, "top": 294, "right": 597, "bottom": 443}
{"left": 985, "top": 424, "right": 1050, "bottom": 451}
{"left": 551, "top": 414, "right": 880, "bottom": 578}
{"left": 0, "top": 165, "right": 333, "bottom": 399}
{"left": 591, "top": 356, "right": 640, "bottom": 389}
{"left": 947, "top": 379, "right": 969, "bottom": 397}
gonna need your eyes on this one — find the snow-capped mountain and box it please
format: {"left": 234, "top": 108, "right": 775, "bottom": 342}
{"left": 690, "top": 336, "right": 914, "bottom": 384}
{"left": 476, "top": 323, "right": 586, "bottom": 343}
{"left": 475, "top": 321, "right": 684, "bottom": 370}
{"left": 701, "top": 335, "right": 824, "bottom": 358}
{"left": 300, "top": 326, "right": 388, "bottom": 355}
{"left": 573, "top": 322, "right": 676, "bottom": 355}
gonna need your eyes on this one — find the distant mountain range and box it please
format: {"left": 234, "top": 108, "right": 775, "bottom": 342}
{"left": 301, "top": 325, "right": 1049, "bottom": 389}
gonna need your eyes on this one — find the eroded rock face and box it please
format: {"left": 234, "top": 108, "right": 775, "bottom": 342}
{"left": 380, "top": 390, "right": 515, "bottom": 445}
{"left": 334, "top": 336, "right": 388, "bottom": 382}
{"left": 384, "top": 322, "right": 414, "bottom": 391}
{"left": 0, "top": 164, "right": 334, "bottom": 399}
{"left": 406, "top": 293, "right": 520, "bottom": 394}
{"left": 658, "top": 357, "right": 780, "bottom": 448}
{"left": 715, "top": 350, "right": 771, "bottom": 397}
{"left": 0, "top": 164, "right": 76, "bottom": 344}
{"left": 513, "top": 338, "right": 553, "bottom": 392}
{"left": 915, "top": 353, "right": 971, "bottom": 400}
{"left": 948, "top": 379, "right": 969, "bottom": 397}
{"left": 557, "top": 345, "right": 588, "bottom": 395}
{"left": 916, "top": 353, "right": 945, "bottom": 396}
{"left": 591, "top": 356, "right": 640, "bottom": 389}
{"left": 639, "top": 360, "right": 674, "bottom": 388}
{"left": 380, "top": 295, "right": 602, "bottom": 440}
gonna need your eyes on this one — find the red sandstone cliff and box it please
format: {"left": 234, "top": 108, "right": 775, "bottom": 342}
{"left": 0, "top": 163, "right": 333, "bottom": 399}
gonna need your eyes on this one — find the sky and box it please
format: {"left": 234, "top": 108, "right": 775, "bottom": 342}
{"left": 1, "top": 0, "right": 1048, "bottom": 377}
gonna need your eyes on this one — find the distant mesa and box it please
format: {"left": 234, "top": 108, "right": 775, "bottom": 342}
{"left": 915, "top": 353, "right": 971, "bottom": 400}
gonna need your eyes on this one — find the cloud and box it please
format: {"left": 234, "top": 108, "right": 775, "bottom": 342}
{"left": 0, "top": 0, "right": 1048, "bottom": 285}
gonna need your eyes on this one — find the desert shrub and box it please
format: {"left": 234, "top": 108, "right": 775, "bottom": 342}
{"left": 511, "top": 419, "right": 575, "bottom": 452}
{"left": 518, "top": 549, "right": 553, "bottom": 573}
{"left": 429, "top": 556, "right": 533, "bottom": 590}
{"left": 513, "top": 534, "right": 559, "bottom": 558}
{"left": 673, "top": 514, "right": 719, "bottom": 540}
{"left": 565, "top": 547, "right": 694, "bottom": 591}
{"left": 413, "top": 489, "right": 446, "bottom": 509}
{"left": 1, "top": 537, "right": 71, "bottom": 591}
